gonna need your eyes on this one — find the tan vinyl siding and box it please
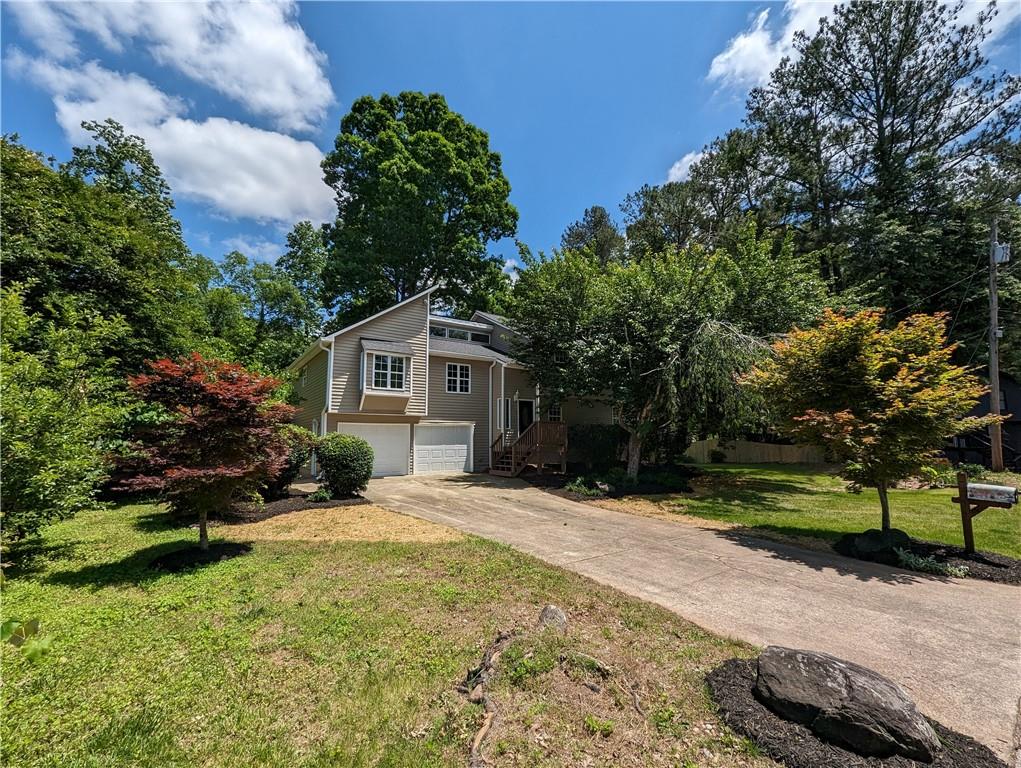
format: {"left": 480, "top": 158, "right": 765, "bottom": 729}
{"left": 561, "top": 397, "right": 614, "bottom": 425}
{"left": 491, "top": 366, "right": 537, "bottom": 436}
{"left": 488, "top": 326, "right": 519, "bottom": 355}
{"left": 292, "top": 349, "right": 328, "bottom": 433}
{"left": 330, "top": 296, "right": 429, "bottom": 414}
{"left": 424, "top": 357, "right": 492, "bottom": 469}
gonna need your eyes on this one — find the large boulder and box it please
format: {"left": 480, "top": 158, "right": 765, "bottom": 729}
{"left": 754, "top": 646, "right": 941, "bottom": 762}
{"left": 835, "top": 528, "right": 911, "bottom": 566}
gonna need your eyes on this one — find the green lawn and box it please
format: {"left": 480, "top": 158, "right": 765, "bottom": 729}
{"left": 2, "top": 503, "right": 772, "bottom": 768}
{"left": 658, "top": 464, "right": 1021, "bottom": 558}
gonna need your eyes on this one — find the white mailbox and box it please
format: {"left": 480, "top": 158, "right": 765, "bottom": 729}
{"left": 966, "top": 483, "right": 1018, "bottom": 506}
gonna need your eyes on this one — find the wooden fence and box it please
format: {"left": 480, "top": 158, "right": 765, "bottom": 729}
{"left": 685, "top": 438, "right": 825, "bottom": 464}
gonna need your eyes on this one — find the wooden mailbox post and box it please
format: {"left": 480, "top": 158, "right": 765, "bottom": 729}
{"left": 953, "top": 472, "right": 1017, "bottom": 554}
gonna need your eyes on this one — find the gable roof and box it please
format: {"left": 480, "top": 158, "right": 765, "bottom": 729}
{"left": 287, "top": 286, "right": 437, "bottom": 372}
{"left": 324, "top": 285, "right": 437, "bottom": 341}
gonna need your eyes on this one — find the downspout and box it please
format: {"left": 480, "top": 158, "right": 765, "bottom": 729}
{"left": 488, "top": 361, "right": 496, "bottom": 466}
{"left": 500, "top": 363, "right": 506, "bottom": 436}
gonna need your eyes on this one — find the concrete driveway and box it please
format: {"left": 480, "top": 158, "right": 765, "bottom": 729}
{"left": 365, "top": 473, "right": 1021, "bottom": 760}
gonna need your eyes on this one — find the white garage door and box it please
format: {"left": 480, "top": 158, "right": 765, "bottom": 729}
{"left": 414, "top": 424, "right": 473, "bottom": 474}
{"left": 335, "top": 423, "right": 410, "bottom": 477}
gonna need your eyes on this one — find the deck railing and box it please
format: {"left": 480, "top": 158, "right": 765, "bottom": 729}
{"left": 491, "top": 421, "right": 567, "bottom": 474}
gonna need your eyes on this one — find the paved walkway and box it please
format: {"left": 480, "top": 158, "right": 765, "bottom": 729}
{"left": 365, "top": 473, "right": 1021, "bottom": 761}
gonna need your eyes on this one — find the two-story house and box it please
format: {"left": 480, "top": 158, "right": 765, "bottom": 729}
{"left": 287, "top": 287, "right": 613, "bottom": 478}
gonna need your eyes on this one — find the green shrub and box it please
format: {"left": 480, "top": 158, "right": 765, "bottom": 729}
{"left": 894, "top": 547, "right": 969, "bottom": 578}
{"left": 568, "top": 424, "right": 626, "bottom": 471}
{"left": 261, "top": 425, "right": 318, "bottom": 500}
{"left": 307, "top": 487, "right": 332, "bottom": 502}
{"left": 316, "top": 433, "right": 374, "bottom": 498}
{"left": 565, "top": 477, "right": 605, "bottom": 497}
{"left": 957, "top": 463, "right": 987, "bottom": 481}
{"left": 709, "top": 448, "right": 727, "bottom": 464}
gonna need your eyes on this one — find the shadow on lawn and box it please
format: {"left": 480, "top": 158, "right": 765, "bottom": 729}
{"left": 4, "top": 539, "right": 79, "bottom": 580}
{"left": 713, "top": 527, "right": 951, "bottom": 586}
{"left": 45, "top": 539, "right": 247, "bottom": 588}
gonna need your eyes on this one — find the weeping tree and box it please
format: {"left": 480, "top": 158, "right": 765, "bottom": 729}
{"left": 511, "top": 221, "right": 824, "bottom": 476}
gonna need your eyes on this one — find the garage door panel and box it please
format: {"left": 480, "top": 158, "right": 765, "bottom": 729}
{"left": 414, "top": 424, "right": 472, "bottom": 474}
{"left": 335, "top": 423, "right": 410, "bottom": 477}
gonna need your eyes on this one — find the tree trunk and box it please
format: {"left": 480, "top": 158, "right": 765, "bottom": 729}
{"left": 198, "top": 509, "right": 209, "bottom": 551}
{"left": 877, "top": 481, "right": 891, "bottom": 532}
{"left": 626, "top": 432, "right": 642, "bottom": 479}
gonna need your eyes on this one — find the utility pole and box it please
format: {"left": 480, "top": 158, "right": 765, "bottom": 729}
{"left": 988, "top": 216, "right": 1004, "bottom": 472}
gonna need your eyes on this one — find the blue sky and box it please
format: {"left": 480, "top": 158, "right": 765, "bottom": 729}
{"left": 4, "top": 1, "right": 1019, "bottom": 270}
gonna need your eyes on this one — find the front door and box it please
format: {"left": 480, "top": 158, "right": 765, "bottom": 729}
{"left": 517, "top": 400, "right": 534, "bottom": 435}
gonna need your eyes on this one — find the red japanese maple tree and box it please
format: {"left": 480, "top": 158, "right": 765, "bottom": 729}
{"left": 121, "top": 353, "right": 294, "bottom": 549}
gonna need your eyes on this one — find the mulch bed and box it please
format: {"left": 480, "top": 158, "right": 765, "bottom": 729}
{"left": 707, "top": 658, "right": 1006, "bottom": 768}
{"left": 225, "top": 493, "right": 367, "bottom": 524}
{"left": 149, "top": 542, "right": 253, "bottom": 572}
{"left": 833, "top": 535, "right": 1021, "bottom": 585}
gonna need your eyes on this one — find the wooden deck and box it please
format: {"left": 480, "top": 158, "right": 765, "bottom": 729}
{"left": 490, "top": 421, "right": 567, "bottom": 476}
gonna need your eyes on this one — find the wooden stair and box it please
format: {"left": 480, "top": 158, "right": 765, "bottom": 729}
{"left": 490, "top": 421, "right": 567, "bottom": 477}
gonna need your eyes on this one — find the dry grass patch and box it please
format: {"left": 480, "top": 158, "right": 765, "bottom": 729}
{"left": 228, "top": 503, "right": 464, "bottom": 544}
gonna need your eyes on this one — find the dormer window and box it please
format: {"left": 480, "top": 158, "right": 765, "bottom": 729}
{"left": 360, "top": 339, "right": 414, "bottom": 394}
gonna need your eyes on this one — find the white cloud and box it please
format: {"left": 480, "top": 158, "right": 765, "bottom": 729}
{"left": 6, "top": 2, "right": 79, "bottom": 60}
{"left": 708, "top": 0, "right": 1020, "bottom": 91}
{"left": 222, "top": 235, "right": 285, "bottom": 262}
{"left": 708, "top": 1, "right": 832, "bottom": 90}
{"left": 503, "top": 258, "right": 520, "bottom": 282}
{"left": 7, "top": 0, "right": 333, "bottom": 132}
{"left": 7, "top": 49, "right": 186, "bottom": 140}
{"left": 147, "top": 116, "right": 335, "bottom": 223}
{"left": 9, "top": 53, "right": 335, "bottom": 224}
{"left": 667, "top": 151, "right": 704, "bottom": 183}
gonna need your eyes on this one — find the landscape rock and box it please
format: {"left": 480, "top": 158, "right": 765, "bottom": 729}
{"left": 537, "top": 604, "right": 568, "bottom": 633}
{"left": 838, "top": 528, "right": 912, "bottom": 566}
{"left": 754, "top": 646, "right": 941, "bottom": 762}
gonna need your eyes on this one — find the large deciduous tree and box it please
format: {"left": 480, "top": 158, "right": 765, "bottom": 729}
{"left": 0, "top": 287, "right": 126, "bottom": 545}
{"left": 744, "top": 309, "right": 997, "bottom": 531}
{"left": 121, "top": 354, "right": 294, "bottom": 549}
{"left": 1, "top": 129, "right": 207, "bottom": 374}
{"left": 321, "top": 92, "right": 518, "bottom": 326}
{"left": 511, "top": 222, "right": 824, "bottom": 476}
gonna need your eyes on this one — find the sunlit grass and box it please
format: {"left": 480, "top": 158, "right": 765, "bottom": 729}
{"left": 662, "top": 464, "right": 1020, "bottom": 558}
{"left": 2, "top": 503, "right": 772, "bottom": 768}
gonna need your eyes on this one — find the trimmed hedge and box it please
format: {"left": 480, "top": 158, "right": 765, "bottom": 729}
{"left": 317, "top": 432, "right": 374, "bottom": 498}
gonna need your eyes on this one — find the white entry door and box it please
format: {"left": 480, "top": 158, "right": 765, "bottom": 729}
{"left": 414, "top": 424, "right": 473, "bottom": 473}
{"left": 335, "top": 423, "right": 410, "bottom": 477}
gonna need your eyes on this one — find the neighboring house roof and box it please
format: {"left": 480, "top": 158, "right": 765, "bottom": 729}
{"left": 287, "top": 285, "right": 438, "bottom": 372}
{"left": 361, "top": 338, "right": 415, "bottom": 355}
{"left": 472, "top": 311, "right": 512, "bottom": 328}
{"left": 429, "top": 337, "right": 515, "bottom": 364}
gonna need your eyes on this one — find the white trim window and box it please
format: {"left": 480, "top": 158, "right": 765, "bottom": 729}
{"left": 372, "top": 354, "right": 406, "bottom": 390}
{"left": 446, "top": 363, "right": 471, "bottom": 393}
{"left": 547, "top": 403, "right": 562, "bottom": 422}
{"left": 300, "top": 366, "right": 308, "bottom": 386}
